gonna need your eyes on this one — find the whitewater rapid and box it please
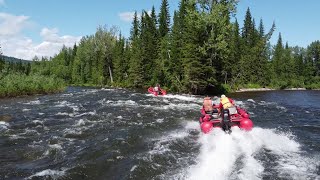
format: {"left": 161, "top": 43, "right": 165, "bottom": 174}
{"left": 144, "top": 93, "right": 319, "bottom": 180}
{"left": 1, "top": 87, "right": 319, "bottom": 179}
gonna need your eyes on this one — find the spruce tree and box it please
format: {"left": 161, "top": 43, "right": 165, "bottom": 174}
{"left": 128, "top": 12, "right": 144, "bottom": 87}
{"left": 0, "top": 45, "right": 4, "bottom": 72}
{"left": 180, "top": 1, "right": 208, "bottom": 94}
{"left": 113, "top": 33, "right": 126, "bottom": 84}
{"left": 158, "top": 0, "right": 170, "bottom": 38}
{"left": 271, "top": 33, "right": 285, "bottom": 87}
{"left": 242, "top": 8, "right": 254, "bottom": 46}
{"left": 168, "top": 0, "right": 187, "bottom": 91}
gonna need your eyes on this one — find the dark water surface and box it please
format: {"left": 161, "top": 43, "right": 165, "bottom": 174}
{"left": 0, "top": 87, "right": 319, "bottom": 180}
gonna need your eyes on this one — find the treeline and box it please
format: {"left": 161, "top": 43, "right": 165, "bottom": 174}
{"left": 3, "top": 0, "right": 320, "bottom": 96}
{"left": 0, "top": 58, "right": 31, "bottom": 76}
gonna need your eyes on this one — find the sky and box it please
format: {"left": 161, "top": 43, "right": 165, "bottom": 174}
{"left": 0, "top": 0, "right": 319, "bottom": 60}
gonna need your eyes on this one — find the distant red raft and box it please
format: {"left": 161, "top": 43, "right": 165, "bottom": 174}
{"left": 199, "top": 106, "right": 253, "bottom": 133}
{"left": 148, "top": 87, "right": 167, "bottom": 96}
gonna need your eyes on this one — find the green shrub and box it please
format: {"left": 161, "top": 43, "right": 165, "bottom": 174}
{"left": 0, "top": 73, "right": 66, "bottom": 98}
{"left": 245, "top": 83, "right": 261, "bottom": 89}
{"left": 305, "top": 83, "right": 320, "bottom": 90}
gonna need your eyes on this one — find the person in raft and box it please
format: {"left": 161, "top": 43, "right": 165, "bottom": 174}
{"left": 219, "top": 94, "right": 237, "bottom": 119}
{"left": 154, "top": 84, "right": 161, "bottom": 95}
{"left": 203, "top": 96, "right": 220, "bottom": 115}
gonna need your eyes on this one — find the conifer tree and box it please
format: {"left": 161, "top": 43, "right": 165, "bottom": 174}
{"left": 128, "top": 12, "right": 144, "bottom": 87}
{"left": 228, "top": 19, "right": 242, "bottom": 87}
{"left": 168, "top": 0, "right": 187, "bottom": 91}
{"left": 0, "top": 44, "right": 4, "bottom": 72}
{"left": 242, "top": 8, "right": 254, "bottom": 46}
{"left": 140, "top": 11, "right": 159, "bottom": 84}
{"left": 271, "top": 33, "right": 286, "bottom": 87}
{"left": 158, "top": 0, "right": 170, "bottom": 38}
{"left": 180, "top": 1, "right": 208, "bottom": 94}
{"left": 113, "top": 33, "right": 126, "bottom": 84}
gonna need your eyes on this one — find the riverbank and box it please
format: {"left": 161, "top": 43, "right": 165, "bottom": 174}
{"left": 235, "top": 88, "right": 275, "bottom": 92}
{"left": 235, "top": 87, "right": 311, "bottom": 92}
{"left": 0, "top": 74, "right": 66, "bottom": 98}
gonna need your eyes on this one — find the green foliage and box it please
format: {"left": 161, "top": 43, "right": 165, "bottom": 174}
{"left": 158, "top": 0, "right": 170, "bottom": 38}
{"left": 221, "top": 84, "right": 232, "bottom": 93}
{"left": 127, "top": 12, "right": 144, "bottom": 88}
{"left": 244, "top": 83, "right": 262, "bottom": 89}
{"left": 0, "top": 73, "right": 65, "bottom": 98}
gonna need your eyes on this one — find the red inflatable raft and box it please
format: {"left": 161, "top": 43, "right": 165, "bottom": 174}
{"left": 148, "top": 87, "right": 167, "bottom": 96}
{"left": 199, "top": 106, "right": 253, "bottom": 133}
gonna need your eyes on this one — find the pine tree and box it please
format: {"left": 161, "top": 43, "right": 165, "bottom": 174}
{"left": 0, "top": 44, "right": 5, "bottom": 72}
{"left": 228, "top": 19, "right": 242, "bottom": 88}
{"left": 158, "top": 0, "right": 170, "bottom": 38}
{"left": 258, "top": 19, "right": 265, "bottom": 37}
{"left": 307, "top": 41, "right": 320, "bottom": 76}
{"left": 180, "top": 1, "right": 208, "bottom": 94}
{"left": 139, "top": 11, "right": 159, "bottom": 84}
{"left": 151, "top": 6, "right": 158, "bottom": 30}
{"left": 157, "top": 0, "right": 171, "bottom": 87}
{"left": 271, "top": 33, "right": 287, "bottom": 87}
{"left": 242, "top": 8, "right": 254, "bottom": 46}
{"left": 128, "top": 12, "right": 144, "bottom": 87}
{"left": 292, "top": 46, "right": 305, "bottom": 78}
{"left": 113, "top": 33, "right": 126, "bottom": 84}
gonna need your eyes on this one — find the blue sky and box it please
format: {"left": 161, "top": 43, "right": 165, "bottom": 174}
{"left": 0, "top": 0, "right": 319, "bottom": 59}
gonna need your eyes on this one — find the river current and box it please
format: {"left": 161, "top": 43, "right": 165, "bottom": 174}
{"left": 0, "top": 87, "right": 319, "bottom": 180}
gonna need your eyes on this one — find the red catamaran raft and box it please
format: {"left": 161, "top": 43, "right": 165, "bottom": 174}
{"left": 148, "top": 87, "right": 167, "bottom": 96}
{"left": 199, "top": 105, "right": 253, "bottom": 133}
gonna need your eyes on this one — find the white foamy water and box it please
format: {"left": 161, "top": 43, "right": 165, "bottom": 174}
{"left": 54, "top": 101, "right": 80, "bottom": 111}
{"left": 101, "top": 88, "right": 116, "bottom": 91}
{"left": 48, "top": 144, "right": 63, "bottom": 150}
{"left": 56, "top": 112, "right": 74, "bottom": 117}
{"left": 148, "top": 132, "right": 189, "bottom": 155}
{"left": 156, "top": 118, "right": 164, "bottom": 123}
{"left": 75, "top": 119, "right": 86, "bottom": 126}
{"left": 0, "top": 121, "right": 8, "bottom": 125}
{"left": 247, "top": 99, "right": 256, "bottom": 103}
{"left": 99, "top": 99, "right": 138, "bottom": 106}
{"left": 28, "top": 169, "right": 67, "bottom": 179}
{"left": 74, "top": 111, "right": 96, "bottom": 117}
{"left": 23, "top": 100, "right": 41, "bottom": 105}
{"left": 175, "top": 127, "right": 318, "bottom": 180}
{"left": 148, "top": 120, "right": 199, "bottom": 156}
{"left": 82, "top": 89, "right": 99, "bottom": 94}
{"left": 152, "top": 103, "right": 202, "bottom": 111}
{"left": 162, "top": 94, "right": 202, "bottom": 103}
{"left": 0, "top": 121, "right": 9, "bottom": 130}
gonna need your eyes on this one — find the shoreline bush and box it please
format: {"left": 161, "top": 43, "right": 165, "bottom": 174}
{"left": 0, "top": 73, "right": 66, "bottom": 98}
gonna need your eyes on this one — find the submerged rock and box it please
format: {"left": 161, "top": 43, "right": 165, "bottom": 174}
{"left": 0, "top": 115, "right": 12, "bottom": 122}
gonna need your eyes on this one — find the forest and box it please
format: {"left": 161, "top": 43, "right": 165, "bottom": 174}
{"left": 1, "top": 0, "right": 320, "bottom": 96}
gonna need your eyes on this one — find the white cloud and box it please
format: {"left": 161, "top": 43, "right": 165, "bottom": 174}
{"left": 119, "top": 11, "right": 135, "bottom": 22}
{"left": 0, "top": 12, "right": 82, "bottom": 60}
{"left": 0, "top": 13, "right": 31, "bottom": 36}
{"left": 118, "top": 10, "right": 152, "bottom": 22}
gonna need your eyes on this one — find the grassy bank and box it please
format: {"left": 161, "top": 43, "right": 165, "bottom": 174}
{"left": 0, "top": 73, "right": 66, "bottom": 98}
{"left": 224, "top": 83, "right": 320, "bottom": 93}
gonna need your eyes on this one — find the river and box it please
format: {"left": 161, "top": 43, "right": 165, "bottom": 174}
{"left": 0, "top": 87, "right": 319, "bottom": 180}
